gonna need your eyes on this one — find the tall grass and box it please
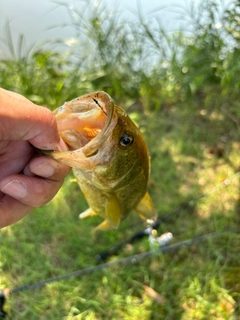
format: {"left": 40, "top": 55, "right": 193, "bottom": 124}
{"left": 0, "top": 0, "right": 240, "bottom": 318}
{"left": 1, "top": 0, "right": 240, "bottom": 113}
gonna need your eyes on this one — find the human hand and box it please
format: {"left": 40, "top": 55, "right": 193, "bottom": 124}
{"left": 0, "top": 88, "right": 71, "bottom": 228}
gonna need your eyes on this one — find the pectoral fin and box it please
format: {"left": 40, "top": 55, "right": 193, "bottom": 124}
{"left": 79, "top": 195, "right": 121, "bottom": 231}
{"left": 135, "top": 191, "right": 157, "bottom": 221}
{"left": 105, "top": 194, "right": 121, "bottom": 229}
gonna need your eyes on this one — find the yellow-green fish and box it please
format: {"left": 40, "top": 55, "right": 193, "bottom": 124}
{"left": 43, "top": 91, "right": 157, "bottom": 231}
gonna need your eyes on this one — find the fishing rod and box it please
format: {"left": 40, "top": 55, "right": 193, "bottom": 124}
{"left": 0, "top": 228, "right": 239, "bottom": 318}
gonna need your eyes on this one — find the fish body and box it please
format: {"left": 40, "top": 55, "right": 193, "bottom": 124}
{"left": 45, "top": 91, "right": 157, "bottom": 230}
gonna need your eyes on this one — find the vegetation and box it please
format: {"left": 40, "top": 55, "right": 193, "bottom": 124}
{"left": 0, "top": 0, "right": 240, "bottom": 318}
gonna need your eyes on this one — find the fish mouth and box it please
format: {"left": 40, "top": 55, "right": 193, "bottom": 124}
{"left": 55, "top": 91, "right": 116, "bottom": 157}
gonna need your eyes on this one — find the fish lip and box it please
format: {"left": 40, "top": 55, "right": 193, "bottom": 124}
{"left": 81, "top": 92, "right": 116, "bottom": 157}
{"left": 56, "top": 91, "right": 117, "bottom": 158}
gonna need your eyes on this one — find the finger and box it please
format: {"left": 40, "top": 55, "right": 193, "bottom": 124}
{"left": 0, "top": 88, "right": 30, "bottom": 102}
{"left": 24, "top": 156, "right": 71, "bottom": 179}
{"left": 0, "top": 89, "right": 61, "bottom": 150}
{"left": 0, "top": 173, "right": 65, "bottom": 209}
{"left": 0, "top": 195, "right": 34, "bottom": 228}
{"left": 0, "top": 161, "right": 70, "bottom": 229}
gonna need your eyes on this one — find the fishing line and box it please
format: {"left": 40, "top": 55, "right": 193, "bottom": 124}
{"left": 0, "top": 171, "right": 239, "bottom": 317}
{"left": 92, "top": 98, "right": 107, "bottom": 116}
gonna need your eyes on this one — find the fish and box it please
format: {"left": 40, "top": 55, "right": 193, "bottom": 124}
{"left": 41, "top": 91, "right": 157, "bottom": 231}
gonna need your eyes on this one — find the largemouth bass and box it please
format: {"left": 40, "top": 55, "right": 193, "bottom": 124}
{"left": 42, "top": 91, "right": 157, "bottom": 231}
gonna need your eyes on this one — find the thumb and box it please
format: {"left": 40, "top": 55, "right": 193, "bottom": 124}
{"left": 0, "top": 88, "right": 61, "bottom": 150}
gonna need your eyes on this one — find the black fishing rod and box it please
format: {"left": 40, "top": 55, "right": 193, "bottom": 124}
{"left": 1, "top": 228, "right": 238, "bottom": 318}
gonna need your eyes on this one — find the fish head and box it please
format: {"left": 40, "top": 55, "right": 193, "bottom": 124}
{"left": 51, "top": 92, "right": 150, "bottom": 189}
{"left": 50, "top": 92, "right": 149, "bottom": 176}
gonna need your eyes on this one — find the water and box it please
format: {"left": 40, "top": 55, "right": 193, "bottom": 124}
{"left": 0, "top": 0, "right": 193, "bottom": 58}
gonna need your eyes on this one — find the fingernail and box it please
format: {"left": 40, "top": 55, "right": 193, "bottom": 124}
{"left": 1, "top": 180, "right": 27, "bottom": 199}
{"left": 31, "top": 162, "right": 54, "bottom": 178}
{"left": 55, "top": 138, "right": 68, "bottom": 152}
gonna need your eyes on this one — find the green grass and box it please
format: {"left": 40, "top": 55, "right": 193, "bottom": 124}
{"left": 0, "top": 0, "right": 240, "bottom": 318}
{"left": 1, "top": 101, "right": 239, "bottom": 319}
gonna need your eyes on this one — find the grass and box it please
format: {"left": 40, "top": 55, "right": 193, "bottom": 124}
{"left": 0, "top": 0, "right": 240, "bottom": 318}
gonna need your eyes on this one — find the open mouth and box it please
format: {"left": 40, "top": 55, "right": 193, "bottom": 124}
{"left": 55, "top": 92, "right": 116, "bottom": 157}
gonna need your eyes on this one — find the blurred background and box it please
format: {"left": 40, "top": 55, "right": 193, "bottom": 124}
{"left": 0, "top": 0, "right": 185, "bottom": 46}
{"left": 0, "top": 0, "right": 240, "bottom": 319}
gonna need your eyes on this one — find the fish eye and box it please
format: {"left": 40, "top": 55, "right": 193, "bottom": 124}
{"left": 120, "top": 133, "right": 134, "bottom": 147}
